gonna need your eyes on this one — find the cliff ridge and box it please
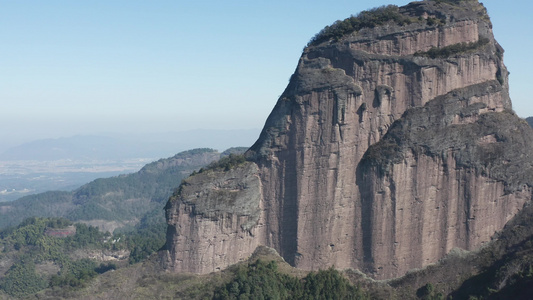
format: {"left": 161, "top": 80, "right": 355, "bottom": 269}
{"left": 164, "top": 0, "right": 533, "bottom": 280}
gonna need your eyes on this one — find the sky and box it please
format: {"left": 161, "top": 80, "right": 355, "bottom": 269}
{"left": 1, "top": 0, "right": 531, "bottom": 148}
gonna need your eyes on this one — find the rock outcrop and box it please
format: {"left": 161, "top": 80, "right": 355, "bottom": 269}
{"left": 165, "top": 161, "right": 264, "bottom": 274}
{"left": 163, "top": 0, "right": 533, "bottom": 279}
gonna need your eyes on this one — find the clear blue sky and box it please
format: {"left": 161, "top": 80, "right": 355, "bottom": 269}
{"left": 1, "top": 0, "right": 531, "bottom": 147}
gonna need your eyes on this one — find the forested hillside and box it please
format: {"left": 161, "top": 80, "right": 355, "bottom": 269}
{"left": 0, "top": 148, "right": 245, "bottom": 231}
{"left": 0, "top": 148, "right": 252, "bottom": 299}
{"left": 0, "top": 217, "right": 120, "bottom": 298}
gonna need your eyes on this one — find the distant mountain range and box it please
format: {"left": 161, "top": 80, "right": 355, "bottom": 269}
{"left": 0, "top": 129, "right": 259, "bottom": 202}
{"left": 0, "top": 129, "right": 260, "bottom": 161}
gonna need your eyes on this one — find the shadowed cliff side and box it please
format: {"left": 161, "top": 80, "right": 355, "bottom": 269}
{"left": 164, "top": 0, "right": 533, "bottom": 280}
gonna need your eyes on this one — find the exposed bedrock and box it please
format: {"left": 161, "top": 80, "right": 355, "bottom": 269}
{"left": 164, "top": 0, "right": 533, "bottom": 279}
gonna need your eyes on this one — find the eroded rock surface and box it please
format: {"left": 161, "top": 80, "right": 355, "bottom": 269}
{"left": 164, "top": 162, "right": 264, "bottom": 273}
{"left": 164, "top": 0, "right": 533, "bottom": 279}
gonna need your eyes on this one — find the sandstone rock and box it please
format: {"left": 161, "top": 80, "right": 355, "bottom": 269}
{"left": 164, "top": 162, "right": 264, "bottom": 273}
{"left": 164, "top": 0, "right": 533, "bottom": 279}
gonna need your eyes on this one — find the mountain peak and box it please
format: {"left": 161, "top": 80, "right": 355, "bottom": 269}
{"left": 163, "top": 0, "right": 531, "bottom": 280}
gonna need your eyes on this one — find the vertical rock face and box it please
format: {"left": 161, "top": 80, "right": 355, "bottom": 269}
{"left": 164, "top": 0, "right": 533, "bottom": 279}
{"left": 164, "top": 162, "right": 264, "bottom": 274}
{"left": 358, "top": 82, "right": 533, "bottom": 278}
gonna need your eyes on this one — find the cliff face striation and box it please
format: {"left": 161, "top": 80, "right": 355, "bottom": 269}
{"left": 163, "top": 0, "right": 533, "bottom": 279}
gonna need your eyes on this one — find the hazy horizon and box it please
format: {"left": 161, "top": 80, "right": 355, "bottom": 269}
{"left": 0, "top": 128, "right": 262, "bottom": 155}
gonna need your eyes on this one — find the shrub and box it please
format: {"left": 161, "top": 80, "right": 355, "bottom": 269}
{"left": 308, "top": 5, "right": 412, "bottom": 46}
{"left": 49, "top": 258, "right": 99, "bottom": 288}
{"left": 201, "top": 153, "right": 247, "bottom": 173}
{"left": 214, "top": 260, "right": 369, "bottom": 300}
{"left": 433, "top": 0, "right": 467, "bottom": 4}
{"left": 415, "top": 37, "right": 490, "bottom": 58}
{"left": 0, "top": 259, "right": 48, "bottom": 297}
{"left": 214, "top": 260, "right": 300, "bottom": 299}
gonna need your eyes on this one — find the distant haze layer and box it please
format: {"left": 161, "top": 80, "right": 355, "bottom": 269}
{"left": 0, "top": 129, "right": 260, "bottom": 161}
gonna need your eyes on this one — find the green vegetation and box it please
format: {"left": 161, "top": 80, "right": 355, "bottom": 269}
{"left": 0, "top": 217, "right": 121, "bottom": 297}
{"left": 214, "top": 260, "right": 368, "bottom": 300}
{"left": 417, "top": 283, "right": 444, "bottom": 300}
{"left": 0, "top": 191, "right": 74, "bottom": 229}
{"left": 362, "top": 138, "right": 402, "bottom": 175}
{"left": 0, "top": 258, "right": 48, "bottom": 298}
{"left": 414, "top": 37, "right": 490, "bottom": 58}
{"left": 432, "top": 0, "right": 470, "bottom": 4}
{"left": 307, "top": 0, "right": 485, "bottom": 47}
{"left": 0, "top": 148, "right": 221, "bottom": 230}
{"left": 49, "top": 259, "right": 116, "bottom": 289}
{"left": 308, "top": 5, "right": 413, "bottom": 46}
{"left": 221, "top": 147, "right": 249, "bottom": 156}
{"left": 303, "top": 269, "right": 368, "bottom": 300}
{"left": 214, "top": 260, "right": 299, "bottom": 299}
{"left": 424, "top": 16, "right": 446, "bottom": 27}
{"left": 198, "top": 153, "right": 248, "bottom": 173}
{"left": 125, "top": 209, "right": 167, "bottom": 264}
{"left": 0, "top": 148, "right": 252, "bottom": 297}
{"left": 0, "top": 215, "right": 168, "bottom": 297}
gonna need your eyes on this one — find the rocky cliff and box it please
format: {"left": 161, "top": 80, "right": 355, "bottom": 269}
{"left": 164, "top": 0, "right": 533, "bottom": 279}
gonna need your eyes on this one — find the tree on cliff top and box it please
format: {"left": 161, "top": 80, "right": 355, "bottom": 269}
{"left": 308, "top": 5, "right": 412, "bottom": 46}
